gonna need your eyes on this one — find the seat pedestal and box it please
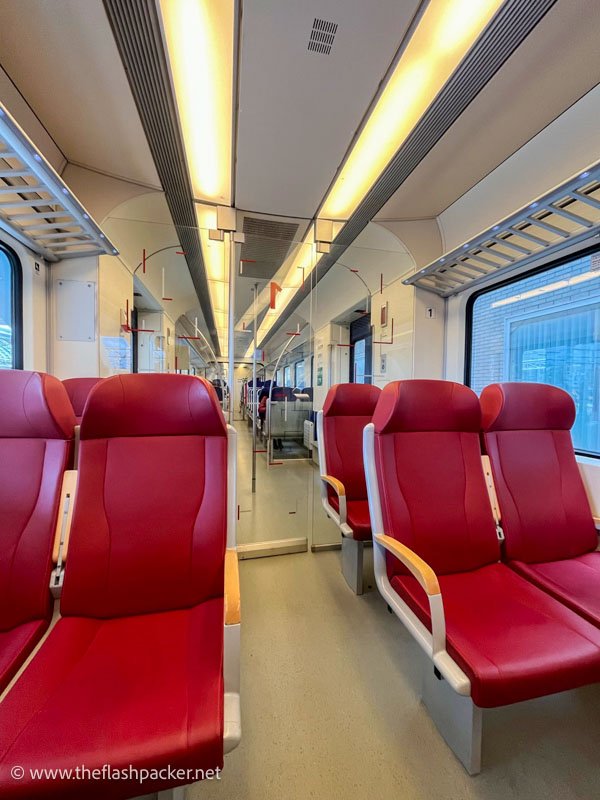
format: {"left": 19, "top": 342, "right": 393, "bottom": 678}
{"left": 421, "top": 663, "right": 482, "bottom": 775}
{"left": 341, "top": 536, "right": 364, "bottom": 594}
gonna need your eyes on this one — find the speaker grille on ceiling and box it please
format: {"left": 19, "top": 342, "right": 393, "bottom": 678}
{"left": 308, "top": 18, "right": 338, "bottom": 55}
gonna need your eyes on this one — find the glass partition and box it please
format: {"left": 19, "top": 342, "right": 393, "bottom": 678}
{"left": 103, "top": 204, "right": 415, "bottom": 558}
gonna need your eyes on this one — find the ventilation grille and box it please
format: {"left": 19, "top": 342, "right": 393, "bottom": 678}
{"left": 103, "top": 0, "right": 219, "bottom": 353}
{"left": 240, "top": 217, "right": 299, "bottom": 279}
{"left": 308, "top": 18, "right": 338, "bottom": 55}
{"left": 403, "top": 164, "right": 600, "bottom": 296}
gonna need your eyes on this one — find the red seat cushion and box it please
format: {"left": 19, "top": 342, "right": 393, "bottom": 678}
{"left": 0, "top": 620, "right": 48, "bottom": 692}
{"left": 481, "top": 382, "right": 598, "bottom": 563}
{"left": 510, "top": 552, "right": 600, "bottom": 627}
{"left": 392, "top": 563, "right": 600, "bottom": 708}
{"left": 0, "top": 599, "right": 224, "bottom": 800}
{"left": 0, "top": 370, "right": 75, "bottom": 693}
{"left": 62, "top": 377, "right": 102, "bottom": 424}
{"left": 373, "top": 381, "right": 499, "bottom": 578}
{"left": 329, "top": 497, "right": 372, "bottom": 541}
{"left": 322, "top": 383, "right": 381, "bottom": 540}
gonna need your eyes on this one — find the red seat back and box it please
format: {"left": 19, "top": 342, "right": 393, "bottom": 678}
{"left": 0, "top": 370, "right": 76, "bottom": 631}
{"left": 61, "top": 374, "right": 229, "bottom": 619}
{"left": 481, "top": 382, "right": 597, "bottom": 563}
{"left": 62, "top": 377, "right": 102, "bottom": 423}
{"left": 323, "top": 383, "right": 381, "bottom": 501}
{"left": 372, "top": 380, "right": 499, "bottom": 578}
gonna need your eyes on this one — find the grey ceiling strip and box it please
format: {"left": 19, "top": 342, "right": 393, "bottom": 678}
{"left": 263, "top": 0, "right": 558, "bottom": 346}
{"left": 103, "top": 0, "right": 220, "bottom": 354}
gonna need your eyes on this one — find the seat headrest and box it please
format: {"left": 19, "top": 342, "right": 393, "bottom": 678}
{"left": 62, "top": 377, "right": 103, "bottom": 417}
{"left": 481, "top": 382, "right": 575, "bottom": 431}
{"left": 0, "top": 370, "right": 76, "bottom": 439}
{"left": 373, "top": 380, "right": 480, "bottom": 434}
{"left": 80, "top": 374, "right": 227, "bottom": 439}
{"left": 323, "top": 383, "right": 381, "bottom": 417}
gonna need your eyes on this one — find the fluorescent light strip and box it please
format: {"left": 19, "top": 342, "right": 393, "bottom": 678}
{"left": 491, "top": 270, "right": 600, "bottom": 308}
{"left": 196, "top": 204, "right": 229, "bottom": 356}
{"left": 320, "top": 0, "right": 504, "bottom": 221}
{"left": 159, "top": 0, "right": 234, "bottom": 205}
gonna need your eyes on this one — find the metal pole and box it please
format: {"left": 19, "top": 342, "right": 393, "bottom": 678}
{"left": 227, "top": 232, "right": 236, "bottom": 425}
{"left": 252, "top": 283, "right": 258, "bottom": 494}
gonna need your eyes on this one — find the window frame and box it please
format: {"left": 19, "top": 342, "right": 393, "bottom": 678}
{"left": 464, "top": 241, "right": 600, "bottom": 459}
{"left": 294, "top": 359, "right": 304, "bottom": 388}
{"left": 0, "top": 241, "right": 23, "bottom": 370}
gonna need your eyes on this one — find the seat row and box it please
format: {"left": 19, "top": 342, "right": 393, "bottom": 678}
{"left": 0, "top": 370, "right": 240, "bottom": 800}
{"left": 319, "top": 379, "right": 600, "bottom": 772}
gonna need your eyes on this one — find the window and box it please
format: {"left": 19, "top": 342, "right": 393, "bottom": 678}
{"left": 283, "top": 365, "right": 292, "bottom": 387}
{"left": 294, "top": 360, "right": 304, "bottom": 388}
{"left": 0, "top": 244, "right": 22, "bottom": 370}
{"left": 467, "top": 246, "right": 600, "bottom": 456}
{"left": 350, "top": 314, "right": 372, "bottom": 384}
{"left": 276, "top": 368, "right": 283, "bottom": 386}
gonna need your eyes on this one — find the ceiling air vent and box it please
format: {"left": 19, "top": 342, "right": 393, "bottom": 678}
{"left": 240, "top": 217, "right": 300, "bottom": 280}
{"left": 308, "top": 18, "right": 338, "bottom": 55}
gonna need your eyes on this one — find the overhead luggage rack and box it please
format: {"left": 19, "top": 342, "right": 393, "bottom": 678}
{"left": 403, "top": 162, "right": 600, "bottom": 296}
{"left": 0, "top": 103, "right": 118, "bottom": 261}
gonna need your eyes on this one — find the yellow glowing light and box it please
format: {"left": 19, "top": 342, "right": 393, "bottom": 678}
{"left": 159, "top": 0, "right": 234, "bottom": 204}
{"left": 196, "top": 203, "right": 229, "bottom": 354}
{"left": 320, "top": 0, "right": 503, "bottom": 221}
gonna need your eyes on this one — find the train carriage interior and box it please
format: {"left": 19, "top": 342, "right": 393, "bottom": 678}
{"left": 0, "top": 0, "right": 600, "bottom": 798}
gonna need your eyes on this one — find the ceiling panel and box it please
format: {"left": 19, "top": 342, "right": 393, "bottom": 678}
{"left": 376, "top": 0, "right": 600, "bottom": 220}
{"left": 235, "top": 0, "right": 422, "bottom": 219}
{"left": 0, "top": 0, "right": 160, "bottom": 187}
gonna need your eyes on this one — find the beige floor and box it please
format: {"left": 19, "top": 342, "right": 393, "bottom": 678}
{"left": 235, "top": 417, "right": 338, "bottom": 549}
{"left": 190, "top": 550, "right": 600, "bottom": 800}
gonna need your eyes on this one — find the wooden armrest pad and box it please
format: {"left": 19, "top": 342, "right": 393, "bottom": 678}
{"left": 52, "top": 469, "right": 78, "bottom": 564}
{"left": 374, "top": 534, "right": 440, "bottom": 596}
{"left": 225, "top": 549, "right": 241, "bottom": 625}
{"left": 321, "top": 475, "right": 345, "bottom": 497}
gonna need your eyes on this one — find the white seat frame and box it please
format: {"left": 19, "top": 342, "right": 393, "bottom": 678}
{"left": 362, "top": 422, "right": 482, "bottom": 774}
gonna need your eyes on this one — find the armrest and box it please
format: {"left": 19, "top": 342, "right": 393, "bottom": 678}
{"left": 374, "top": 534, "right": 440, "bottom": 596}
{"left": 50, "top": 469, "right": 78, "bottom": 597}
{"left": 593, "top": 516, "right": 600, "bottom": 531}
{"left": 52, "top": 470, "right": 77, "bottom": 565}
{"left": 320, "top": 475, "right": 348, "bottom": 529}
{"left": 374, "top": 533, "right": 446, "bottom": 660}
{"left": 225, "top": 549, "right": 241, "bottom": 626}
{"left": 321, "top": 474, "right": 345, "bottom": 496}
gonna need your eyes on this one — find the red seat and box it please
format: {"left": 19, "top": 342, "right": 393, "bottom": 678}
{"left": 371, "top": 380, "right": 600, "bottom": 708}
{"left": 320, "top": 383, "right": 381, "bottom": 541}
{"left": 0, "top": 370, "right": 75, "bottom": 694}
{"left": 62, "top": 377, "right": 102, "bottom": 424}
{"left": 0, "top": 374, "right": 230, "bottom": 799}
{"left": 329, "top": 497, "right": 372, "bottom": 539}
{"left": 481, "top": 382, "right": 600, "bottom": 627}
